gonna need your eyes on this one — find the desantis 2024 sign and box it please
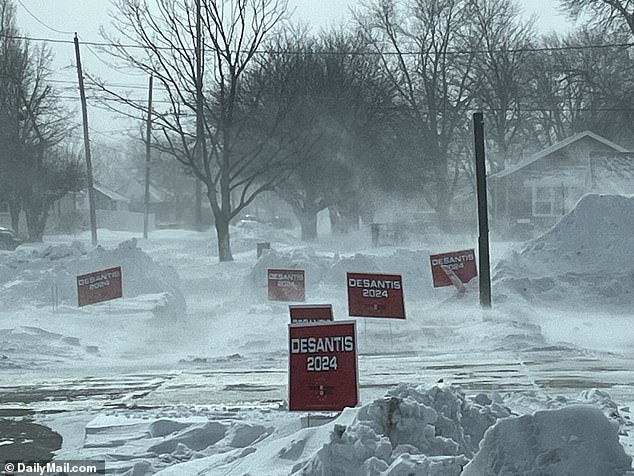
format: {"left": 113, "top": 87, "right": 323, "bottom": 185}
{"left": 76, "top": 266, "right": 122, "bottom": 306}
{"left": 429, "top": 249, "right": 477, "bottom": 287}
{"left": 346, "top": 272, "right": 405, "bottom": 319}
{"left": 288, "top": 321, "right": 358, "bottom": 411}
{"left": 268, "top": 269, "right": 305, "bottom": 302}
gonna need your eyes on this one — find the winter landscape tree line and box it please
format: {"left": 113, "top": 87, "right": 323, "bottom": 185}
{"left": 0, "top": 0, "right": 633, "bottom": 260}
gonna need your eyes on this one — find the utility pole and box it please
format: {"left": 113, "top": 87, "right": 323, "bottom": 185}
{"left": 473, "top": 112, "right": 492, "bottom": 308}
{"left": 74, "top": 33, "right": 98, "bottom": 246}
{"left": 143, "top": 74, "right": 153, "bottom": 239}
{"left": 194, "top": 0, "right": 204, "bottom": 230}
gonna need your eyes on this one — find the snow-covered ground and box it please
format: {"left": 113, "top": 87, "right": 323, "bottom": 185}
{"left": 0, "top": 194, "right": 633, "bottom": 475}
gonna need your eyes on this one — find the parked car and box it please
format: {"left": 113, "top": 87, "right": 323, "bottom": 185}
{"left": 0, "top": 227, "right": 22, "bottom": 250}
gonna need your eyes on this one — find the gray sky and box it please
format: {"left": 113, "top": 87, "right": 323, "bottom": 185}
{"left": 13, "top": 0, "right": 576, "bottom": 144}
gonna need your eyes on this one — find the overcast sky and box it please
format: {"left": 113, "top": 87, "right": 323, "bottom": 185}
{"left": 13, "top": 0, "right": 576, "bottom": 145}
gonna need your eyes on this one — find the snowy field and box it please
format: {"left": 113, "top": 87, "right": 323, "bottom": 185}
{"left": 1, "top": 194, "right": 633, "bottom": 475}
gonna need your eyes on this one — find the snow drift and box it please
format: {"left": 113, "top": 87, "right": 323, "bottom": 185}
{"left": 0, "top": 238, "right": 185, "bottom": 316}
{"left": 494, "top": 194, "right": 634, "bottom": 309}
{"left": 150, "top": 384, "right": 632, "bottom": 476}
{"left": 462, "top": 405, "right": 632, "bottom": 476}
{"left": 247, "top": 248, "right": 436, "bottom": 302}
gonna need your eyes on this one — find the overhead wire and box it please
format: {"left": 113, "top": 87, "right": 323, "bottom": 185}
{"left": 15, "top": 0, "right": 75, "bottom": 35}
{"left": 0, "top": 32, "right": 633, "bottom": 55}
{"left": 4, "top": 24, "right": 633, "bottom": 141}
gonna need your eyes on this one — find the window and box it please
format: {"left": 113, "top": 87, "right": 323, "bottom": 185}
{"left": 532, "top": 186, "right": 564, "bottom": 217}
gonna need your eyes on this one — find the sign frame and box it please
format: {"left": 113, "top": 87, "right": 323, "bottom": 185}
{"left": 289, "top": 304, "right": 333, "bottom": 323}
{"left": 268, "top": 268, "right": 305, "bottom": 302}
{"left": 288, "top": 320, "right": 359, "bottom": 412}
{"left": 429, "top": 249, "right": 477, "bottom": 288}
{"left": 76, "top": 266, "right": 123, "bottom": 307}
{"left": 346, "top": 272, "right": 405, "bottom": 319}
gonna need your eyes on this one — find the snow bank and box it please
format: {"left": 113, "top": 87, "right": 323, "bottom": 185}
{"left": 462, "top": 404, "right": 632, "bottom": 476}
{"left": 152, "top": 385, "right": 509, "bottom": 476}
{"left": 228, "top": 220, "right": 298, "bottom": 255}
{"left": 149, "top": 384, "right": 632, "bottom": 476}
{"left": 296, "top": 384, "right": 507, "bottom": 476}
{"left": 494, "top": 194, "right": 634, "bottom": 309}
{"left": 0, "top": 238, "right": 185, "bottom": 317}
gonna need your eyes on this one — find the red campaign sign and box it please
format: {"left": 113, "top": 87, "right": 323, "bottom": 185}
{"left": 288, "top": 320, "right": 358, "bottom": 411}
{"left": 76, "top": 266, "right": 123, "bottom": 307}
{"left": 429, "top": 249, "right": 477, "bottom": 288}
{"left": 346, "top": 272, "right": 405, "bottom": 319}
{"left": 289, "top": 304, "right": 333, "bottom": 323}
{"left": 268, "top": 269, "right": 305, "bottom": 302}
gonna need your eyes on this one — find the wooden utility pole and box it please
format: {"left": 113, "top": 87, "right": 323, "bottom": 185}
{"left": 194, "top": 0, "right": 204, "bottom": 230}
{"left": 143, "top": 74, "right": 153, "bottom": 239}
{"left": 74, "top": 33, "right": 98, "bottom": 246}
{"left": 473, "top": 112, "right": 492, "bottom": 308}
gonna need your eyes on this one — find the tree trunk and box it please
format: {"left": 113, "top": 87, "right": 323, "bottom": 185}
{"left": 436, "top": 190, "right": 452, "bottom": 233}
{"left": 298, "top": 209, "right": 318, "bottom": 241}
{"left": 329, "top": 206, "right": 344, "bottom": 234}
{"left": 25, "top": 205, "right": 47, "bottom": 242}
{"left": 214, "top": 212, "right": 233, "bottom": 261}
{"left": 9, "top": 200, "right": 20, "bottom": 233}
{"left": 329, "top": 203, "right": 359, "bottom": 234}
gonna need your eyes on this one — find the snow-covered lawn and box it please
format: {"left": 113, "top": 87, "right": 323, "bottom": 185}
{"left": 0, "top": 194, "right": 633, "bottom": 475}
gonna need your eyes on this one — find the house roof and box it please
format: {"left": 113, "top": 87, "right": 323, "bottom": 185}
{"left": 491, "top": 131, "right": 630, "bottom": 179}
{"left": 115, "top": 178, "right": 172, "bottom": 203}
{"left": 93, "top": 182, "right": 131, "bottom": 202}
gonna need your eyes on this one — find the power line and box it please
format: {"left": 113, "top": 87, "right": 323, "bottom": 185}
{"left": 48, "top": 78, "right": 166, "bottom": 91}
{"left": 55, "top": 95, "right": 176, "bottom": 105}
{"left": 1, "top": 32, "right": 633, "bottom": 55}
{"left": 15, "top": 0, "right": 75, "bottom": 35}
{"left": 84, "top": 43, "right": 149, "bottom": 77}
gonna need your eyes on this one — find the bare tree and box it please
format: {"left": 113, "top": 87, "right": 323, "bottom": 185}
{"left": 522, "top": 27, "right": 634, "bottom": 147}
{"left": 355, "top": 0, "right": 478, "bottom": 231}
{"left": 252, "top": 27, "right": 393, "bottom": 240}
{"left": 557, "top": 1, "right": 634, "bottom": 143}
{"left": 469, "top": 0, "right": 536, "bottom": 171}
{"left": 0, "top": 0, "right": 77, "bottom": 240}
{"left": 560, "top": 0, "right": 634, "bottom": 35}
{"left": 101, "top": 0, "right": 294, "bottom": 261}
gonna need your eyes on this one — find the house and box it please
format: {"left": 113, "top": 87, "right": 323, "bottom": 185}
{"left": 108, "top": 177, "right": 180, "bottom": 227}
{"left": 78, "top": 183, "right": 131, "bottom": 212}
{"left": 52, "top": 181, "right": 157, "bottom": 233}
{"left": 489, "top": 130, "right": 633, "bottom": 237}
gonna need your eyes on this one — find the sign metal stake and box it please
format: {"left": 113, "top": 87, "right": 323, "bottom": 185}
{"left": 440, "top": 265, "right": 466, "bottom": 294}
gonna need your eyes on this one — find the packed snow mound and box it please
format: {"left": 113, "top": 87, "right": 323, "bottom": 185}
{"left": 151, "top": 385, "right": 508, "bottom": 476}
{"left": 249, "top": 248, "right": 333, "bottom": 289}
{"left": 0, "top": 239, "right": 185, "bottom": 316}
{"left": 295, "top": 384, "right": 508, "bottom": 476}
{"left": 227, "top": 220, "right": 298, "bottom": 254}
{"left": 494, "top": 194, "right": 634, "bottom": 308}
{"left": 462, "top": 405, "right": 633, "bottom": 476}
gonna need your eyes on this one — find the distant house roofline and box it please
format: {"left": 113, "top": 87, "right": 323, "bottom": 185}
{"left": 93, "top": 182, "right": 131, "bottom": 202}
{"left": 490, "top": 131, "right": 630, "bottom": 179}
